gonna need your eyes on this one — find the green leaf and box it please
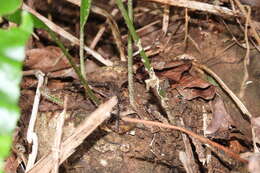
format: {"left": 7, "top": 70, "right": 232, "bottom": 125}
{"left": 0, "top": 135, "right": 12, "bottom": 158}
{"left": 0, "top": 10, "right": 33, "bottom": 172}
{"left": 0, "top": 0, "right": 21, "bottom": 16}
{"left": 6, "top": 9, "right": 47, "bottom": 29}
{"left": 206, "top": 75, "right": 220, "bottom": 87}
{"left": 80, "top": 0, "right": 92, "bottom": 31}
{"left": 0, "top": 11, "right": 33, "bottom": 131}
{"left": 0, "top": 135, "right": 12, "bottom": 171}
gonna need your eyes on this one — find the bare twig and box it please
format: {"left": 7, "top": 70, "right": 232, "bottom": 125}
{"left": 184, "top": 8, "right": 189, "bottom": 46}
{"left": 162, "top": 4, "right": 170, "bottom": 34}
{"left": 52, "top": 96, "right": 68, "bottom": 173}
{"left": 22, "top": 3, "right": 113, "bottom": 66}
{"left": 193, "top": 62, "right": 253, "bottom": 119}
{"left": 27, "top": 96, "right": 118, "bottom": 173}
{"left": 122, "top": 20, "right": 161, "bottom": 40}
{"left": 90, "top": 8, "right": 119, "bottom": 49}
{"left": 179, "top": 151, "right": 194, "bottom": 173}
{"left": 26, "top": 71, "right": 45, "bottom": 172}
{"left": 122, "top": 117, "right": 248, "bottom": 163}
{"left": 238, "top": 5, "right": 250, "bottom": 99}
{"left": 127, "top": 0, "right": 135, "bottom": 107}
{"left": 179, "top": 118, "right": 200, "bottom": 173}
{"left": 143, "top": 0, "right": 236, "bottom": 16}
{"left": 143, "top": 0, "right": 260, "bottom": 45}
{"left": 232, "top": 0, "right": 260, "bottom": 46}
{"left": 65, "top": 0, "right": 126, "bottom": 61}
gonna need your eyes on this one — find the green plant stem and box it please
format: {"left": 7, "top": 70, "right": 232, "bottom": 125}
{"left": 116, "top": 0, "right": 173, "bottom": 122}
{"left": 115, "top": 0, "right": 152, "bottom": 72}
{"left": 80, "top": 28, "right": 86, "bottom": 78}
{"left": 48, "top": 29, "right": 100, "bottom": 105}
{"left": 127, "top": 0, "right": 135, "bottom": 106}
{"left": 80, "top": 0, "right": 92, "bottom": 79}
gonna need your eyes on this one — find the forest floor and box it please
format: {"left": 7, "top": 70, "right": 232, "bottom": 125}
{"left": 4, "top": 0, "right": 260, "bottom": 172}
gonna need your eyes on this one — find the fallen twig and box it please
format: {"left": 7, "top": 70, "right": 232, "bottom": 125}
{"left": 127, "top": 0, "right": 135, "bottom": 107}
{"left": 143, "top": 0, "right": 236, "bottom": 16}
{"left": 179, "top": 118, "right": 200, "bottom": 173}
{"left": 22, "top": 3, "right": 113, "bottom": 66}
{"left": 27, "top": 96, "right": 118, "bottom": 173}
{"left": 65, "top": 0, "right": 126, "bottom": 61}
{"left": 193, "top": 62, "right": 252, "bottom": 119}
{"left": 122, "top": 117, "right": 248, "bottom": 163}
{"left": 162, "top": 4, "right": 170, "bottom": 34}
{"left": 51, "top": 96, "right": 68, "bottom": 173}
{"left": 26, "top": 71, "right": 45, "bottom": 172}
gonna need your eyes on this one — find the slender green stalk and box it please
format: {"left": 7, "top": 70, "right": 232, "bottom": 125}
{"left": 116, "top": 0, "right": 172, "bottom": 121}
{"left": 80, "top": 0, "right": 92, "bottom": 78}
{"left": 115, "top": 0, "right": 152, "bottom": 72}
{"left": 48, "top": 29, "right": 100, "bottom": 105}
{"left": 80, "top": 28, "right": 85, "bottom": 78}
{"left": 127, "top": 0, "right": 135, "bottom": 106}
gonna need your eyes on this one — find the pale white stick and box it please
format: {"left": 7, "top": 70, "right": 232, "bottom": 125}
{"left": 144, "top": 0, "right": 236, "bottom": 16}
{"left": 52, "top": 96, "right": 67, "bottom": 173}
{"left": 26, "top": 71, "right": 45, "bottom": 172}
{"left": 27, "top": 96, "right": 118, "bottom": 173}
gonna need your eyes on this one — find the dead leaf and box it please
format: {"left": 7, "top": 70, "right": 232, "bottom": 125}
{"left": 228, "top": 140, "right": 246, "bottom": 153}
{"left": 25, "top": 46, "right": 71, "bottom": 73}
{"left": 205, "top": 96, "right": 233, "bottom": 135}
{"left": 152, "top": 60, "right": 189, "bottom": 70}
{"left": 176, "top": 85, "right": 216, "bottom": 100}
{"left": 159, "top": 63, "right": 192, "bottom": 81}
{"left": 48, "top": 68, "right": 78, "bottom": 79}
{"left": 179, "top": 75, "right": 212, "bottom": 89}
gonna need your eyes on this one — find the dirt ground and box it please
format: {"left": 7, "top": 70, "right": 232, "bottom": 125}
{"left": 4, "top": 0, "right": 260, "bottom": 172}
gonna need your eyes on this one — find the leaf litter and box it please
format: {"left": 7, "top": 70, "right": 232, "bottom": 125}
{"left": 4, "top": 0, "right": 260, "bottom": 172}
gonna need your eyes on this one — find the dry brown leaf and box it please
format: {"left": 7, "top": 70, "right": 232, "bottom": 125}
{"left": 205, "top": 96, "right": 233, "bottom": 135}
{"left": 48, "top": 68, "right": 78, "bottom": 79}
{"left": 25, "top": 46, "right": 71, "bottom": 73}
{"left": 159, "top": 63, "right": 192, "bottom": 81}
{"left": 228, "top": 140, "right": 246, "bottom": 153}
{"left": 152, "top": 60, "right": 189, "bottom": 70}
{"left": 179, "top": 75, "right": 212, "bottom": 89}
{"left": 176, "top": 85, "right": 216, "bottom": 100}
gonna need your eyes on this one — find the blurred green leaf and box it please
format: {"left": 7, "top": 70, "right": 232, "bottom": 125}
{"left": 206, "top": 75, "right": 219, "bottom": 87}
{"left": 0, "top": 135, "right": 11, "bottom": 172}
{"left": 6, "top": 9, "right": 47, "bottom": 29}
{"left": 80, "top": 0, "right": 92, "bottom": 31}
{"left": 0, "top": 0, "right": 21, "bottom": 16}
{"left": 0, "top": 10, "right": 33, "bottom": 172}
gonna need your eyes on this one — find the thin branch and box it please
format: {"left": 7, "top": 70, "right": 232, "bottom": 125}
{"left": 127, "top": 0, "right": 135, "bottom": 107}
{"left": 22, "top": 3, "right": 113, "bottom": 66}
{"left": 162, "top": 4, "right": 170, "bottom": 34}
{"left": 143, "top": 0, "right": 236, "bottom": 16}
{"left": 193, "top": 62, "right": 252, "bottom": 118}
{"left": 66, "top": 0, "right": 126, "bottom": 61}
{"left": 52, "top": 96, "right": 68, "bottom": 173}
{"left": 26, "top": 71, "right": 45, "bottom": 172}
{"left": 122, "top": 117, "right": 248, "bottom": 163}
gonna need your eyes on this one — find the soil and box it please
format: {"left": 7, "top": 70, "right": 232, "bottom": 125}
{"left": 4, "top": 0, "right": 260, "bottom": 172}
